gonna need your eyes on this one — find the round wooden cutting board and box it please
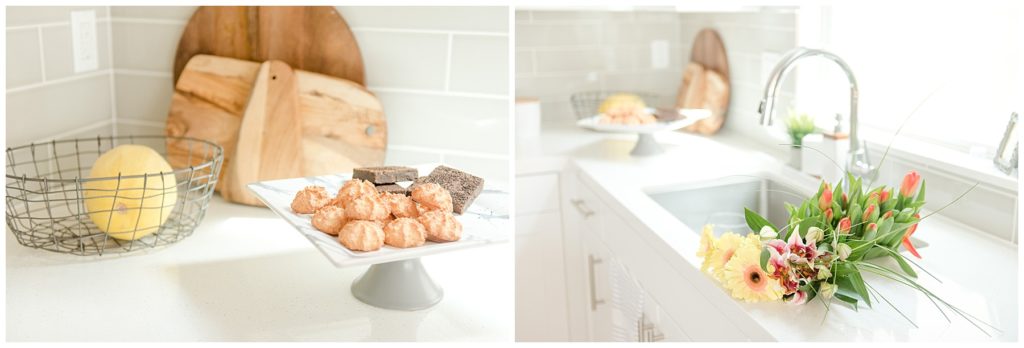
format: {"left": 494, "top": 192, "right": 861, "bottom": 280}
{"left": 173, "top": 6, "right": 365, "bottom": 86}
{"left": 676, "top": 28, "right": 731, "bottom": 135}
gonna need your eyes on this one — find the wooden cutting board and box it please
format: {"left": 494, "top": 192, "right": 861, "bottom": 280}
{"left": 165, "top": 54, "right": 387, "bottom": 205}
{"left": 676, "top": 28, "right": 731, "bottom": 135}
{"left": 173, "top": 6, "right": 365, "bottom": 86}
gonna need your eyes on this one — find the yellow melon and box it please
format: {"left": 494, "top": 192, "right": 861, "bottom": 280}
{"left": 597, "top": 93, "right": 647, "bottom": 114}
{"left": 84, "top": 145, "right": 177, "bottom": 240}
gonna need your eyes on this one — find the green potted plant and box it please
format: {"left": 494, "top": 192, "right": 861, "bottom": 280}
{"left": 784, "top": 110, "right": 816, "bottom": 169}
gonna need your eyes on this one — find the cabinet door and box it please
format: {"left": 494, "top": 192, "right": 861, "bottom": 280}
{"left": 515, "top": 210, "right": 569, "bottom": 341}
{"left": 562, "top": 171, "right": 607, "bottom": 341}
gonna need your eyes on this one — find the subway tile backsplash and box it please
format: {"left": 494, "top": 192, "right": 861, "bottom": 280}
{"left": 6, "top": 6, "right": 510, "bottom": 184}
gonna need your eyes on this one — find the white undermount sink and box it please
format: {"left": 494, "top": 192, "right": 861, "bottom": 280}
{"left": 644, "top": 173, "right": 928, "bottom": 248}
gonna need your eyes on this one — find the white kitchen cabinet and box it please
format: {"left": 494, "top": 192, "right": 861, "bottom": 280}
{"left": 515, "top": 172, "right": 569, "bottom": 341}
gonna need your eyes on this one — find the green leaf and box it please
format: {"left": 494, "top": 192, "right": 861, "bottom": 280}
{"left": 834, "top": 292, "right": 860, "bottom": 311}
{"left": 744, "top": 208, "right": 775, "bottom": 236}
{"left": 836, "top": 263, "right": 872, "bottom": 307}
{"left": 915, "top": 179, "right": 926, "bottom": 203}
{"left": 759, "top": 248, "right": 770, "bottom": 272}
{"left": 887, "top": 249, "right": 919, "bottom": 278}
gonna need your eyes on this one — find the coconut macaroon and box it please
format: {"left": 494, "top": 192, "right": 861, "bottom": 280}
{"left": 345, "top": 194, "right": 391, "bottom": 221}
{"left": 417, "top": 210, "right": 462, "bottom": 243}
{"left": 335, "top": 179, "right": 377, "bottom": 208}
{"left": 382, "top": 192, "right": 419, "bottom": 218}
{"left": 338, "top": 220, "right": 385, "bottom": 252}
{"left": 311, "top": 205, "right": 346, "bottom": 236}
{"left": 411, "top": 182, "right": 453, "bottom": 213}
{"left": 384, "top": 218, "right": 427, "bottom": 248}
{"left": 290, "top": 186, "right": 331, "bottom": 214}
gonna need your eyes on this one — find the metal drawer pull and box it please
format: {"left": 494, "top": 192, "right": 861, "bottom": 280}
{"left": 587, "top": 254, "right": 604, "bottom": 311}
{"left": 571, "top": 199, "right": 595, "bottom": 218}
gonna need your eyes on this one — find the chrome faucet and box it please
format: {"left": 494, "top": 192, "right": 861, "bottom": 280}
{"left": 757, "top": 47, "right": 875, "bottom": 180}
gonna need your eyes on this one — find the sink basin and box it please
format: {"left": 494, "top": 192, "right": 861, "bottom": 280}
{"left": 645, "top": 174, "right": 928, "bottom": 248}
{"left": 646, "top": 175, "right": 807, "bottom": 236}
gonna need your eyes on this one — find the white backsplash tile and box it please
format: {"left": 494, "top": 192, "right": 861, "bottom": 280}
{"left": 109, "top": 6, "right": 196, "bottom": 20}
{"left": 41, "top": 24, "right": 112, "bottom": 80}
{"left": 442, "top": 154, "right": 510, "bottom": 186}
{"left": 384, "top": 148, "right": 443, "bottom": 167}
{"left": 111, "top": 21, "right": 184, "bottom": 72}
{"left": 6, "top": 28, "right": 42, "bottom": 88}
{"left": 338, "top": 6, "right": 508, "bottom": 32}
{"left": 6, "top": 6, "right": 108, "bottom": 27}
{"left": 114, "top": 73, "right": 173, "bottom": 122}
{"left": 356, "top": 31, "right": 449, "bottom": 90}
{"left": 6, "top": 74, "right": 113, "bottom": 146}
{"left": 449, "top": 35, "right": 509, "bottom": 95}
{"left": 374, "top": 91, "right": 509, "bottom": 155}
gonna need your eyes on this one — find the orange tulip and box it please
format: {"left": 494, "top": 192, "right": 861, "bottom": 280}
{"left": 863, "top": 203, "right": 876, "bottom": 222}
{"left": 880, "top": 189, "right": 891, "bottom": 202}
{"left": 837, "top": 217, "right": 851, "bottom": 235}
{"left": 900, "top": 171, "right": 921, "bottom": 197}
{"left": 819, "top": 188, "right": 833, "bottom": 211}
{"left": 902, "top": 214, "right": 922, "bottom": 258}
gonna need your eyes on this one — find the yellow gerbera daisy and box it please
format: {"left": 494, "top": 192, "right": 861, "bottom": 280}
{"left": 722, "top": 238, "right": 784, "bottom": 302}
{"left": 709, "top": 232, "right": 743, "bottom": 280}
{"left": 697, "top": 225, "right": 717, "bottom": 273}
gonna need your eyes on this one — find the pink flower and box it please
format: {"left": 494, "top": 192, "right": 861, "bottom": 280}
{"left": 883, "top": 211, "right": 894, "bottom": 220}
{"left": 819, "top": 186, "right": 833, "bottom": 211}
{"left": 785, "top": 290, "right": 808, "bottom": 305}
{"left": 880, "top": 189, "right": 891, "bottom": 202}
{"left": 900, "top": 171, "right": 921, "bottom": 197}
{"left": 837, "top": 217, "right": 851, "bottom": 234}
{"left": 824, "top": 208, "right": 833, "bottom": 222}
{"left": 842, "top": 193, "right": 848, "bottom": 206}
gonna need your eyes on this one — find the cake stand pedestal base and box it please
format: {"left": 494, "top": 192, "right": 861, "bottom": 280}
{"left": 351, "top": 258, "right": 443, "bottom": 311}
{"left": 631, "top": 133, "right": 664, "bottom": 156}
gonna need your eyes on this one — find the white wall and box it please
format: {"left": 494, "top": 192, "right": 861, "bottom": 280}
{"left": 6, "top": 6, "right": 510, "bottom": 183}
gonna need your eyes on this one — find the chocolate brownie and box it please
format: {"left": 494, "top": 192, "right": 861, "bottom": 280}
{"left": 353, "top": 166, "right": 418, "bottom": 184}
{"left": 412, "top": 166, "right": 484, "bottom": 214}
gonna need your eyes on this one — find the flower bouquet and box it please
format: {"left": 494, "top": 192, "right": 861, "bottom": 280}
{"left": 697, "top": 170, "right": 997, "bottom": 335}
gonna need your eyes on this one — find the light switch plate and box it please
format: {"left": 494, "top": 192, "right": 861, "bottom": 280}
{"left": 650, "top": 40, "right": 669, "bottom": 70}
{"left": 70, "top": 10, "right": 98, "bottom": 73}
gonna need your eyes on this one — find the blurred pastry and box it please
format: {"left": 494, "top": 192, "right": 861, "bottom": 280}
{"left": 291, "top": 186, "right": 330, "bottom": 214}
{"left": 311, "top": 205, "right": 346, "bottom": 236}
{"left": 384, "top": 218, "right": 427, "bottom": 248}
{"left": 410, "top": 182, "right": 453, "bottom": 213}
{"left": 338, "top": 220, "right": 385, "bottom": 252}
{"left": 417, "top": 210, "right": 462, "bottom": 243}
{"left": 346, "top": 193, "right": 391, "bottom": 221}
{"left": 335, "top": 179, "right": 376, "bottom": 208}
{"left": 382, "top": 192, "right": 419, "bottom": 218}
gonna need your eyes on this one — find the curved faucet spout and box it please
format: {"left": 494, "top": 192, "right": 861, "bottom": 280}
{"left": 757, "top": 47, "right": 874, "bottom": 180}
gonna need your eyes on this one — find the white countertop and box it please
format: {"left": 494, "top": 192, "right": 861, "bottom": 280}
{"left": 6, "top": 196, "right": 513, "bottom": 342}
{"left": 517, "top": 124, "right": 1018, "bottom": 341}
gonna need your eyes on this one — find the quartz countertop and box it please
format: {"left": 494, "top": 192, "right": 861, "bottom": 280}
{"left": 517, "top": 124, "right": 1018, "bottom": 341}
{"left": 6, "top": 196, "right": 513, "bottom": 341}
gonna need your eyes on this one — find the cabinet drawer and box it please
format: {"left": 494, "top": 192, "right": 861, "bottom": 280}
{"left": 516, "top": 173, "right": 560, "bottom": 215}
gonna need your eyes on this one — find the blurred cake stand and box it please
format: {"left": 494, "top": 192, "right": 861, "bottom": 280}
{"left": 576, "top": 108, "right": 712, "bottom": 156}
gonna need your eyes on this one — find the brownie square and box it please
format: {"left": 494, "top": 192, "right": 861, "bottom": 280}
{"left": 413, "top": 166, "right": 485, "bottom": 214}
{"left": 375, "top": 183, "right": 410, "bottom": 196}
{"left": 353, "top": 166, "right": 418, "bottom": 184}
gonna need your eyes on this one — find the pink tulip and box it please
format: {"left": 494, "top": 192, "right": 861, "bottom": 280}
{"left": 883, "top": 211, "right": 894, "bottom": 220}
{"left": 880, "top": 189, "right": 891, "bottom": 202}
{"left": 900, "top": 171, "right": 921, "bottom": 197}
{"left": 842, "top": 193, "right": 848, "bottom": 206}
{"left": 824, "top": 208, "right": 833, "bottom": 222}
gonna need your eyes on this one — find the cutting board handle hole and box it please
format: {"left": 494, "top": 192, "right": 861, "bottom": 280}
{"left": 272, "top": 75, "right": 277, "bottom": 80}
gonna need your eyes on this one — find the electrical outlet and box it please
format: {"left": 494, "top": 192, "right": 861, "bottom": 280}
{"left": 650, "top": 40, "right": 669, "bottom": 70}
{"left": 70, "top": 10, "right": 98, "bottom": 73}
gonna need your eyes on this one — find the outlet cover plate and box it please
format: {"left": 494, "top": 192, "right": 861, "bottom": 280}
{"left": 70, "top": 10, "right": 98, "bottom": 73}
